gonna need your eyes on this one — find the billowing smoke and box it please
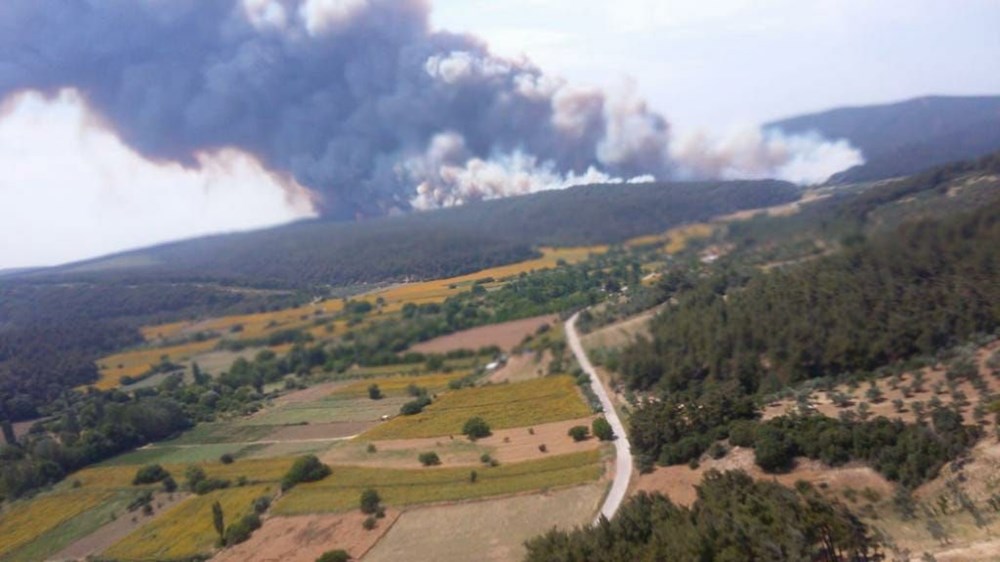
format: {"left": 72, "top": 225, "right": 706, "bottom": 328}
{"left": 671, "top": 127, "right": 864, "bottom": 185}
{"left": 0, "top": 0, "right": 859, "bottom": 217}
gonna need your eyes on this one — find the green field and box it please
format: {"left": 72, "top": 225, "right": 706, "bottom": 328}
{"left": 273, "top": 450, "right": 603, "bottom": 514}
{"left": 245, "top": 395, "right": 408, "bottom": 426}
{"left": 97, "top": 443, "right": 259, "bottom": 466}
{"left": 361, "top": 376, "right": 591, "bottom": 440}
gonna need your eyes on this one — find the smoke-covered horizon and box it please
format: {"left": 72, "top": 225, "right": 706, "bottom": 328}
{"left": 0, "top": 0, "right": 862, "bottom": 218}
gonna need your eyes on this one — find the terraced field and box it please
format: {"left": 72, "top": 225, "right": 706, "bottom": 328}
{"left": 361, "top": 375, "right": 592, "bottom": 440}
{"left": 0, "top": 490, "right": 117, "bottom": 559}
{"left": 105, "top": 485, "right": 273, "bottom": 561}
{"left": 274, "top": 450, "right": 603, "bottom": 514}
{"left": 330, "top": 372, "right": 468, "bottom": 399}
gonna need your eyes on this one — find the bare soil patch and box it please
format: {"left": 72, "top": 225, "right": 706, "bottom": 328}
{"left": 634, "top": 447, "right": 893, "bottom": 507}
{"left": 363, "top": 484, "right": 604, "bottom": 562}
{"left": 266, "top": 421, "right": 374, "bottom": 441}
{"left": 487, "top": 351, "right": 548, "bottom": 383}
{"left": 410, "top": 315, "right": 558, "bottom": 354}
{"left": 582, "top": 310, "right": 656, "bottom": 351}
{"left": 212, "top": 509, "right": 399, "bottom": 562}
{"left": 50, "top": 492, "right": 190, "bottom": 561}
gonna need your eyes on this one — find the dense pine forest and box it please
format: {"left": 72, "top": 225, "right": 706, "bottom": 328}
{"left": 621, "top": 196, "right": 999, "bottom": 393}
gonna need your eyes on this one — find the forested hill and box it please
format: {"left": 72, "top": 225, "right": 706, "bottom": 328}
{"left": 766, "top": 95, "right": 1000, "bottom": 183}
{"left": 28, "top": 180, "right": 798, "bottom": 289}
{"left": 621, "top": 194, "right": 1000, "bottom": 394}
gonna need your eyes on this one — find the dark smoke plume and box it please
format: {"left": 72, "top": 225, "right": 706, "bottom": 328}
{"left": 0, "top": 0, "right": 673, "bottom": 216}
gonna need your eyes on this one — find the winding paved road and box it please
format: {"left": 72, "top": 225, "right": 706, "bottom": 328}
{"left": 565, "top": 312, "right": 633, "bottom": 524}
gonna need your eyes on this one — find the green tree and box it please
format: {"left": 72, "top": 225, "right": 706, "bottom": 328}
{"left": 592, "top": 417, "right": 615, "bottom": 441}
{"left": 282, "top": 455, "right": 331, "bottom": 491}
{"left": 133, "top": 464, "right": 170, "bottom": 485}
{"left": 360, "top": 488, "right": 381, "bottom": 514}
{"left": 316, "top": 550, "right": 351, "bottom": 562}
{"left": 462, "top": 417, "right": 492, "bottom": 440}
{"left": 212, "top": 500, "right": 225, "bottom": 544}
{"left": 568, "top": 425, "right": 589, "bottom": 442}
{"left": 367, "top": 384, "right": 383, "bottom": 400}
{"left": 418, "top": 452, "right": 441, "bottom": 466}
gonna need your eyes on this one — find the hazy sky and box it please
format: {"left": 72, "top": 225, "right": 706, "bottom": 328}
{"left": 1, "top": 0, "right": 998, "bottom": 270}
{"left": 433, "top": 0, "right": 1000, "bottom": 131}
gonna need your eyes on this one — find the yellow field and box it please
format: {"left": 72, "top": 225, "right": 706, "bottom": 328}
{"left": 132, "top": 246, "right": 603, "bottom": 376}
{"left": 331, "top": 372, "right": 468, "bottom": 399}
{"left": 361, "top": 376, "right": 591, "bottom": 440}
{"left": 625, "top": 223, "right": 715, "bottom": 254}
{"left": 106, "top": 485, "right": 272, "bottom": 561}
{"left": 0, "top": 491, "right": 115, "bottom": 558}
{"left": 364, "top": 247, "right": 604, "bottom": 314}
{"left": 274, "top": 450, "right": 603, "bottom": 514}
{"left": 92, "top": 339, "right": 221, "bottom": 390}
{"left": 141, "top": 299, "right": 347, "bottom": 344}
{"left": 72, "top": 457, "right": 295, "bottom": 490}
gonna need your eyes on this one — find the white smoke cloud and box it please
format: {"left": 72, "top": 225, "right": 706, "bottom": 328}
{"left": 0, "top": 91, "right": 315, "bottom": 269}
{"left": 407, "top": 132, "right": 651, "bottom": 209}
{"left": 298, "top": 0, "right": 369, "bottom": 35}
{"left": 670, "top": 126, "right": 864, "bottom": 185}
{"left": 424, "top": 51, "right": 517, "bottom": 85}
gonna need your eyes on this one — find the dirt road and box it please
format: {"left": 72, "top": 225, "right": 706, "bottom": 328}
{"left": 565, "top": 312, "right": 633, "bottom": 524}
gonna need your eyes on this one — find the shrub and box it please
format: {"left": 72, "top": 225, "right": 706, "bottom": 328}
{"left": 220, "top": 453, "right": 235, "bottom": 464}
{"left": 360, "top": 488, "right": 381, "bottom": 514}
{"left": 252, "top": 495, "right": 272, "bottom": 514}
{"left": 194, "top": 478, "right": 231, "bottom": 496}
{"left": 224, "top": 513, "right": 262, "bottom": 546}
{"left": 592, "top": 417, "right": 615, "bottom": 441}
{"left": 162, "top": 476, "right": 177, "bottom": 493}
{"left": 366, "top": 443, "right": 377, "bottom": 453}
{"left": 469, "top": 470, "right": 478, "bottom": 483}
{"left": 538, "top": 444, "right": 548, "bottom": 453}
{"left": 282, "top": 455, "right": 332, "bottom": 491}
{"left": 418, "top": 452, "right": 441, "bottom": 466}
{"left": 400, "top": 396, "right": 432, "bottom": 415}
{"left": 568, "top": 425, "right": 590, "bottom": 442}
{"left": 133, "top": 464, "right": 170, "bottom": 485}
{"left": 363, "top": 516, "right": 377, "bottom": 530}
{"left": 317, "top": 550, "right": 351, "bottom": 562}
{"left": 463, "top": 417, "right": 492, "bottom": 440}
{"left": 368, "top": 384, "right": 383, "bottom": 400}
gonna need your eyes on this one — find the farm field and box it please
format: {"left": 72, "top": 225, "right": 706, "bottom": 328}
{"left": 361, "top": 375, "right": 592, "bottom": 440}
{"left": 0, "top": 490, "right": 117, "bottom": 560}
{"left": 335, "top": 417, "right": 603, "bottom": 469}
{"left": 211, "top": 509, "right": 401, "bottom": 562}
{"left": 410, "top": 314, "right": 558, "bottom": 353}
{"left": 92, "top": 338, "right": 220, "bottom": 390}
{"left": 105, "top": 484, "right": 274, "bottom": 561}
{"left": 330, "top": 372, "right": 468, "bottom": 399}
{"left": 364, "top": 483, "right": 605, "bottom": 562}
{"left": 273, "top": 449, "right": 604, "bottom": 515}
{"left": 135, "top": 246, "right": 601, "bottom": 352}
{"left": 49, "top": 492, "right": 190, "bottom": 562}
{"left": 625, "top": 222, "right": 714, "bottom": 254}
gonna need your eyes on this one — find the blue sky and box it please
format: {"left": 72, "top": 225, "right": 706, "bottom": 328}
{"left": 432, "top": 0, "right": 1000, "bottom": 130}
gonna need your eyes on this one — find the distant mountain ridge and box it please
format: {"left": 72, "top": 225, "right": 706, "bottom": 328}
{"left": 18, "top": 180, "right": 799, "bottom": 289}
{"left": 766, "top": 95, "right": 1000, "bottom": 183}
